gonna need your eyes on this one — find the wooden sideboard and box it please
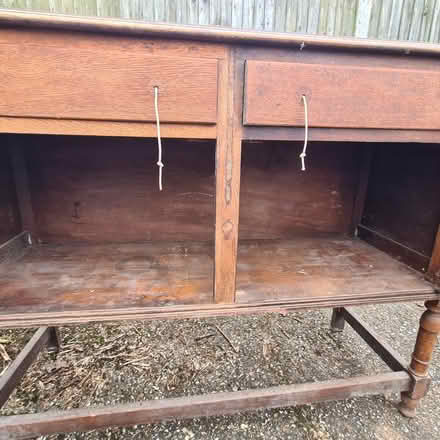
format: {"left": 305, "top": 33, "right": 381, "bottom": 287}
{"left": 0, "top": 9, "right": 439, "bottom": 438}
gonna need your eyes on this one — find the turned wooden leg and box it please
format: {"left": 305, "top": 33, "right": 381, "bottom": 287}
{"left": 399, "top": 300, "right": 440, "bottom": 418}
{"left": 330, "top": 308, "right": 345, "bottom": 332}
{"left": 47, "top": 327, "right": 61, "bottom": 354}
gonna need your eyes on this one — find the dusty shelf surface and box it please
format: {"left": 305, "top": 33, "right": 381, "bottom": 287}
{"left": 236, "top": 236, "right": 435, "bottom": 303}
{"left": 0, "top": 236, "right": 436, "bottom": 326}
{"left": 0, "top": 241, "right": 215, "bottom": 314}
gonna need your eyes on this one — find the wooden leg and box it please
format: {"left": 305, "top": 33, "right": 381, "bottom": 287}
{"left": 330, "top": 308, "right": 345, "bottom": 332}
{"left": 47, "top": 327, "right": 61, "bottom": 354}
{"left": 399, "top": 300, "right": 440, "bottom": 417}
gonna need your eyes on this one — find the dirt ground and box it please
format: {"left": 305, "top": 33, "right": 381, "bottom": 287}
{"left": 1, "top": 302, "right": 439, "bottom": 440}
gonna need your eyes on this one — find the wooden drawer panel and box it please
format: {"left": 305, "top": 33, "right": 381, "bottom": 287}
{"left": 244, "top": 60, "right": 440, "bottom": 130}
{"left": 0, "top": 45, "right": 218, "bottom": 124}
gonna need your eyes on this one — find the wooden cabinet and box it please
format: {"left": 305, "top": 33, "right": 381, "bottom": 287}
{"left": 1, "top": 10, "right": 440, "bottom": 437}
{"left": 244, "top": 59, "right": 440, "bottom": 130}
{"left": 0, "top": 45, "right": 218, "bottom": 124}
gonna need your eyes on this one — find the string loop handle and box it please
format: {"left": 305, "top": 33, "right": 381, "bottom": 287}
{"left": 299, "top": 94, "right": 308, "bottom": 171}
{"left": 154, "top": 86, "right": 164, "bottom": 191}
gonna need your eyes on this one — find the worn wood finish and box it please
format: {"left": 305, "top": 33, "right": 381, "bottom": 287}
{"left": 358, "top": 225, "right": 431, "bottom": 274}
{"left": 0, "top": 140, "right": 20, "bottom": 243}
{"left": 25, "top": 137, "right": 215, "bottom": 243}
{"left": 341, "top": 308, "right": 408, "bottom": 372}
{"left": 0, "top": 31, "right": 218, "bottom": 124}
{"left": 0, "top": 237, "right": 437, "bottom": 328}
{"left": 0, "top": 241, "right": 214, "bottom": 314}
{"left": 330, "top": 308, "right": 345, "bottom": 332}
{"left": 7, "top": 136, "right": 36, "bottom": 240}
{"left": 0, "top": 117, "right": 217, "bottom": 139}
{"left": 1, "top": 9, "right": 440, "bottom": 54}
{"left": 362, "top": 143, "right": 440, "bottom": 258}
{"left": 214, "top": 48, "right": 242, "bottom": 303}
{"left": 400, "top": 300, "right": 440, "bottom": 417}
{"left": 239, "top": 142, "right": 360, "bottom": 238}
{"left": 244, "top": 60, "right": 440, "bottom": 129}
{"left": 350, "top": 146, "right": 374, "bottom": 235}
{"left": 236, "top": 237, "right": 434, "bottom": 304}
{"left": 0, "top": 371, "right": 411, "bottom": 439}
{"left": 1, "top": 0, "right": 440, "bottom": 43}
{"left": 4, "top": 235, "right": 432, "bottom": 315}
{"left": 428, "top": 227, "right": 440, "bottom": 285}
{"left": 243, "top": 126, "right": 440, "bottom": 144}
{"left": 0, "top": 327, "right": 51, "bottom": 408}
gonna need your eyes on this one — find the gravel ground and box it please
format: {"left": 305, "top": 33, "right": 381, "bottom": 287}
{"left": 1, "top": 302, "right": 439, "bottom": 440}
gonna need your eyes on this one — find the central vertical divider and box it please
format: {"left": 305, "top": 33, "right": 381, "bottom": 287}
{"left": 214, "top": 47, "right": 243, "bottom": 304}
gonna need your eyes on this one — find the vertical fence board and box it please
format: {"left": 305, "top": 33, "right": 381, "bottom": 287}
{"left": 308, "top": 0, "right": 320, "bottom": 33}
{"left": 264, "top": 0, "right": 274, "bottom": 31}
{"left": 285, "top": 0, "right": 298, "bottom": 33}
{"left": 377, "top": 0, "right": 392, "bottom": 39}
{"left": 242, "top": 0, "right": 255, "bottom": 29}
{"left": 355, "top": 0, "right": 372, "bottom": 37}
{"left": 1, "top": 0, "right": 439, "bottom": 43}
{"left": 231, "top": 0, "right": 242, "bottom": 28}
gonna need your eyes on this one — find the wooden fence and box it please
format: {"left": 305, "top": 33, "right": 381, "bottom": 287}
{"left": 1, "top": 0, "right": 439, "bottom": 43}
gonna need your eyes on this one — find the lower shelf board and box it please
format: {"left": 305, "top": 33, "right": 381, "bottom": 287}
{"left": 0, "top": 236, "right": 437, "bottom": 327}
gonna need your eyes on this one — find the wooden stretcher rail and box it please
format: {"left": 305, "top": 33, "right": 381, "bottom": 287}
{"left": 0, "top": 308, "right": 416, "bottom": 438}
{"left": 0, "top": 372, "right": 411, "bottom": 439}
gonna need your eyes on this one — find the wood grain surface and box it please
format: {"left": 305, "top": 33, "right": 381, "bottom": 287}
{"left": 0, "top": 241, "right": 214, "bottom": 314}
{"left": 244, "top": 60, "right": 440, "bottom": 129}
{"left": 0, "top": 31, "right": 218, "bottom": 124}
{"left": 0, "top": 236, "right": 434, "bottom": 318}
{"left": 0, "top": 141, "right": 21, "bottom": 243}
{"left": 236, "top": 237, "right": 434, "bottom": 304}
{"left": 239, "top": 141, "right": 360, "bottom": 238}
{"left": 25, "top": 137, "right": 215, "bottom": 243}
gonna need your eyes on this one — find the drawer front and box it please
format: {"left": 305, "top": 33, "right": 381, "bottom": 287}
{"left": 244, "top": 60, "right": 440, "bottom": 130}
{"left": 0, "top": 45, "right": 218, "bottom": 124}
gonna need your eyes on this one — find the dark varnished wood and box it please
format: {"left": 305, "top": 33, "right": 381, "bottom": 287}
{"left": 214, "top": 48, "right": 242, "bottom": 304}
{"left": 236, "top": 237, "right": 434, "bottom": 304}
{"left": 362, "top": 144, "right": 440, "bottom": 259}
{"left": 239, "top": 142, "right": 360, "bottom": 238}
{"left": 358, "top": 225, "right": 430, "bottom": 273}
{"left": 7, "top": 136, "right": 36, "bottom": 241}
{"left": 400, "top": 300, "right": 440, "bottom": 417}
{"left": 0, "top": 140, "right": 20, "bottom": 243}
{"left": 0, "top": 237, "right": 436, "bottom": 328}
{"left": 26, "top": 137, "right": 215, "bottom": 243}
{"left": 428, "top": 227, "right": 440, "bottom": 285}
{"left": 341, "top": 308, "right": 407, "bottom": 372}
{"left": 0, "top": 241, "right": 214, "bottom": 314}
{"left": 0, "top": 327, "right": 52, "bottom": 408}
{"left": 0, "top": 371, "right": 411, "bottom": 439}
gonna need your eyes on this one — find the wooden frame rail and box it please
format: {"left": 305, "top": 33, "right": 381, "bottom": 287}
{"left": 0, "top": 308, "right": 425, "bottom": 439}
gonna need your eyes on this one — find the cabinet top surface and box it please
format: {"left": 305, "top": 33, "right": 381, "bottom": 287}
{"left": 1, "top": 8, "right": 440, "bottom": 57}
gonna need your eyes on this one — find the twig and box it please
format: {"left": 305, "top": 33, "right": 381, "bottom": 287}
{"left": 277, "top": 324, "right": 290, "bottom": 338}
{"left": 195, "top": 333, "right": 216, "bottom": 342}
{"left": 214, "top": 325, "right": 239, "bottom": 353}
{"left": 0, "top": 344, "right": 10, "bottom": 362}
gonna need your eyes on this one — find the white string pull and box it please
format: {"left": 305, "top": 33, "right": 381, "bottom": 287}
{"left": 299, "top": 94, "right": 308, "bottom": 171}
{"left": 154, "top": 86, "right": 164, "bottom": 191}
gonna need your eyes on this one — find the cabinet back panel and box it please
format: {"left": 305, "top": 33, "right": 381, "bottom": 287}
{"left": 363, "top": 144, "right": 440, "bottom": 257}
{"left": 26, "top": 136, "right": 215, "bottom": 243}
{"left": 0, "top": 141, "right": 20, "bottom": 243}
{"left": 239, "top": 142, "right": 360, "bottom": 238}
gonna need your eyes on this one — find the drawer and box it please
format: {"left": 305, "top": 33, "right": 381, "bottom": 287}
{"left": 0, "top": 44, "right": 218, "bottom": 124}
{"left": 244, "top": 60, "right": 440, "bottom": 130}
